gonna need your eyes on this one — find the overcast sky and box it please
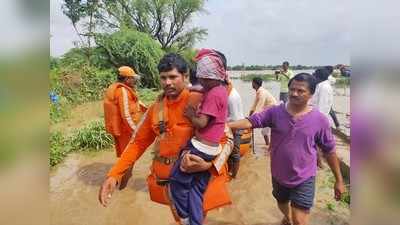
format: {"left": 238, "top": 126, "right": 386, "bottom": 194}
{"left": 50, "top": 0, "right": 351, "bottom": 66}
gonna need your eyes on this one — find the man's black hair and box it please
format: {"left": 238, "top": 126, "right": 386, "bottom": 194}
{"left": 252, "top": 77, "right": 263, "bottom": 87}
{"left": 157, "top": 53, "right": 188, "bottom": 74}
{"left": 314, "top": 68, "right": 331, "bottom": 83}
{"left": 288, "top": 73, "right": 317, "bottom": 94}
{"left": 189, "top": 65, "right": 198, "bottom": 85}
{"left": 283, "top": 61, "right": 290, "bottom": 66}
{"left": 324, "top": 65, "right": 334, "bottom": 74}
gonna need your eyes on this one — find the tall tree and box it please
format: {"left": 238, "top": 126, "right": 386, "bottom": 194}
{"left": 96, "top": 0, "right": 207, "bottom": 51}
{"left": 95, "top": 29, "right": 164, "bottom": 88}
{"left": 62, "top": 0, "right": 99, "bottom": 64}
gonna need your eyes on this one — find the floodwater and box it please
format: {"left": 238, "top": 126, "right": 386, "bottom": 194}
{"left": 50, "top": 77, "right": 350, "bottom": 225}
{"left": 231, "top": 74, "right": 350, "bottom": 136}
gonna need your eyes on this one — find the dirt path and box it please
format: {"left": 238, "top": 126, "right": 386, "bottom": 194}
{"left": 50, "top": 129, "right": 350, "bottom": 225}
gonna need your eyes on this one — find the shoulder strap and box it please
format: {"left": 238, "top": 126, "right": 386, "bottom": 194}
{"left": 154, "top": 98, "right": 168, "bottom": 139}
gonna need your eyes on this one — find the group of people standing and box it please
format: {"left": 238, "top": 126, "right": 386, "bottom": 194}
{"left": 98, "top": 50, "right": 345, "bottom": 225}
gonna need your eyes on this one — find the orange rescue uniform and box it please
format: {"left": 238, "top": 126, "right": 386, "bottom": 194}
{"left": 104, "top": 83, "right": 146, "bottom": 157}
{"left": 107, "top": 88, "right": 232, "bottom": 213}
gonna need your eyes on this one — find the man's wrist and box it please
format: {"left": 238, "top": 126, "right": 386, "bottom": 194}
{"left": 336, "top": 177, "right": 344, "bottom": 183}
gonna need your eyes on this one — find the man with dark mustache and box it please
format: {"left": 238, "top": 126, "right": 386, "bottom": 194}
{"left": 228, "top": 73, "right": 345, "bottom": 225}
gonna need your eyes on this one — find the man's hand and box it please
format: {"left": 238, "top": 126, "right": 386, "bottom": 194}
{"left": 180, "top": 152, "right": 212, "bottom": 173}
{"left": 334, "top": 180, "right": 346, "bottom": 201}
{"left": 184, "top": 105, "right": 197, "bottom": 120}
{"left": 98, "top": 177, "right": 118, "bottom": 207}
{"left": 324, "top": 151, "right": 346, "bottom": 201}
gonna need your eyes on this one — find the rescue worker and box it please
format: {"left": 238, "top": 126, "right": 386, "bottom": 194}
{"left": 99, "top": 53, "right": 233, "bottom": 224}
{"left": 103, "top": 66, "right": 146, "bottom": 189}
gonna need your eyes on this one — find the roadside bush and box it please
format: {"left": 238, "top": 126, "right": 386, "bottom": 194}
{"left": 50, "top": 66, "right": 115, "bottom": 105}
{"left": 49, "top": 132, "right": 71, "bottom": 167}
{"left": 69, "top": 120, "right": 113, "bottom": 151}
{"left": 50, "top": 121, "right": 113, "bottom": 167}
{"left": 50, "top": 95, "right": 70, "bottom": 124}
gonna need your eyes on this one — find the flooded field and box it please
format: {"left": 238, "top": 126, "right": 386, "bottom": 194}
{"left": 50, "top": 76, "right": 350, "bottom": 225}
{"left": 50, "top": 132, "right": 350, "bottom": 225}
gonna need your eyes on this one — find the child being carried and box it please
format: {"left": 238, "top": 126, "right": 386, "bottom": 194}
{"left": 169, "top": 49, "right": 228, "bottom": 225}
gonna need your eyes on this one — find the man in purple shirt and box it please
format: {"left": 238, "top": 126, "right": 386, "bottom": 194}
{"left": 229, "top": 73, "right": 345, "bottom": 225}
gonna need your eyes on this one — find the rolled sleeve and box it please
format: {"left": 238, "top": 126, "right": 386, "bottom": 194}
{"left": 317, "top": 117, "right": 336, "bottom": 154}
{"left": 247, "top": 106, "right": 274, "bottom": 129}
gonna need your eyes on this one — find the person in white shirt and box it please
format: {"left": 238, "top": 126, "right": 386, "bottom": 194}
{"left": 228, "top": 84, "right": 245, "bottom": 122}
{"left": 324, "top": 66, "right": 340, "bottom": 129}
{"left": 312, "top": 68, "right": 333, "bottom": 117}
{"left": 311, "top": 68, "right": 334, "bottom": 169}
{"left": 226, "top": 81, "right": 244, "bottom": 178}
{"left": 250, "top": 77, "right": 277, "bottom": 146}
{"left": 216, "top": 50, "right": 243, "bottom": 178}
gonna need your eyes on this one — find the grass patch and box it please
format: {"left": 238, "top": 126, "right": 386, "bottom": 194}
{"left": 321, "top": 171, "right": 351, "bottom": 207}
{"left": 69, "top": 120, "right": 113, "bottom": 151}
{"left": 340, "top": 191, "right": 351, "bottom": 205}
{"left": 326, "top": 202, "right": 336, "bottom": 211}
{"left": 50, "top": 120, "right": 113, "bottom": 167}
{"left": 50, "top": 96, "right": 71, "bottom": 124}
{"left": 49, "top": 131, "right": 72, "bottom": 167}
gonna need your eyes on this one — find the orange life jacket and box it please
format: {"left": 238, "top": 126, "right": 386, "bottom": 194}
{"left": 103, "top": 83, "right": 144, "bottom": 136}
{"left": 146, "top": 89, "right": 232, "bottom": 212}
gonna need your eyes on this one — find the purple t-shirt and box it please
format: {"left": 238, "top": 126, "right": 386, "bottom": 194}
{"left": 197, "top": 85, "right": 228, "bottom": 143}
{"left": 248, "top": 103, "right": 335, "bottom": 187}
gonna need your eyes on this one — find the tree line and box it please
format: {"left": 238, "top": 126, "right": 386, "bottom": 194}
{"left": 228, "top": 65, "right": 321, "bottom": 71}
{"left": 56, "top": 0, "right": 206, "bottom": 88}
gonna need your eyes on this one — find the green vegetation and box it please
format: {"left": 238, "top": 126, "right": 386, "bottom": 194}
{"left": 239, "top": 73, "right": 350, "bottom": 87}
{"left": 138, "top": 88, "right": 162, "bottom": 105}
{"left": 326, "top": 202, "right": 336, "bottom": 211}
{"left": 69, "top": 120, "right": 113, "bottom": 151}
{"left": 50, "top": 97, "right": 70, "bottom": 124}
{"left": 50, "top": 132, "right": 72, "bottom": 167}
{"left": 49, "top": 45, "right": 161, "bottom": 164}
{"left": 341, "top": 191, "right": 351, "bottom": 205}
{"left": 240, "top": 73, "right": 276, "bottom": 82}
{"left": 62, "top": 0, "right": 206, "bottom": 51}
{"left": 95, "top": 29, "right": 164, "bottom": 88}
{"left": 228, "top": 64, "right": 318, "bottom": 71}
{"left": 50, "top": 121, "right": 114, "bottom": 167}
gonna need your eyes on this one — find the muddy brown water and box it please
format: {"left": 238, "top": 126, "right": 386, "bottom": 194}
{"left": 50, "top": 134, "right": 350, "bottom": 225}
{"left": 50, "top": 79, "right": 350, "bottom": 225}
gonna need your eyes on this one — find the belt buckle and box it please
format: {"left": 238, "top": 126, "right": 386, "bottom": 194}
{"left": 156, "top": 178, "right": 169, "bottom": 186}
{"left": 164, "top": 158, "right": 171, "bottom": 165}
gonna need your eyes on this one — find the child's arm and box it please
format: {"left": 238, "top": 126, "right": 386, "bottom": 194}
{"left": 184, "top": 105, "right": 210, "bottom": 129}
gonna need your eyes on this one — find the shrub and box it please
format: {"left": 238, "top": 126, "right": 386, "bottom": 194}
{"left": 49, "top": 132, "right": 71, "bottom": 167}
{"left": 69, "top": 120, "right": 113, "bottom": 151}
{"left": 50, "top": 95, "right": 70, "bottom": 124}
{"left": 49, "top": 66, "right": 115, "bottom": 105}
{"left": 95, "top": 29, "right": 164, "bottom": 88}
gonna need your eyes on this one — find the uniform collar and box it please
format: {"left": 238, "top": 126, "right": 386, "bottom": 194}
{"left": 165, "top": 88, "right": 189, "bottom": 105}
